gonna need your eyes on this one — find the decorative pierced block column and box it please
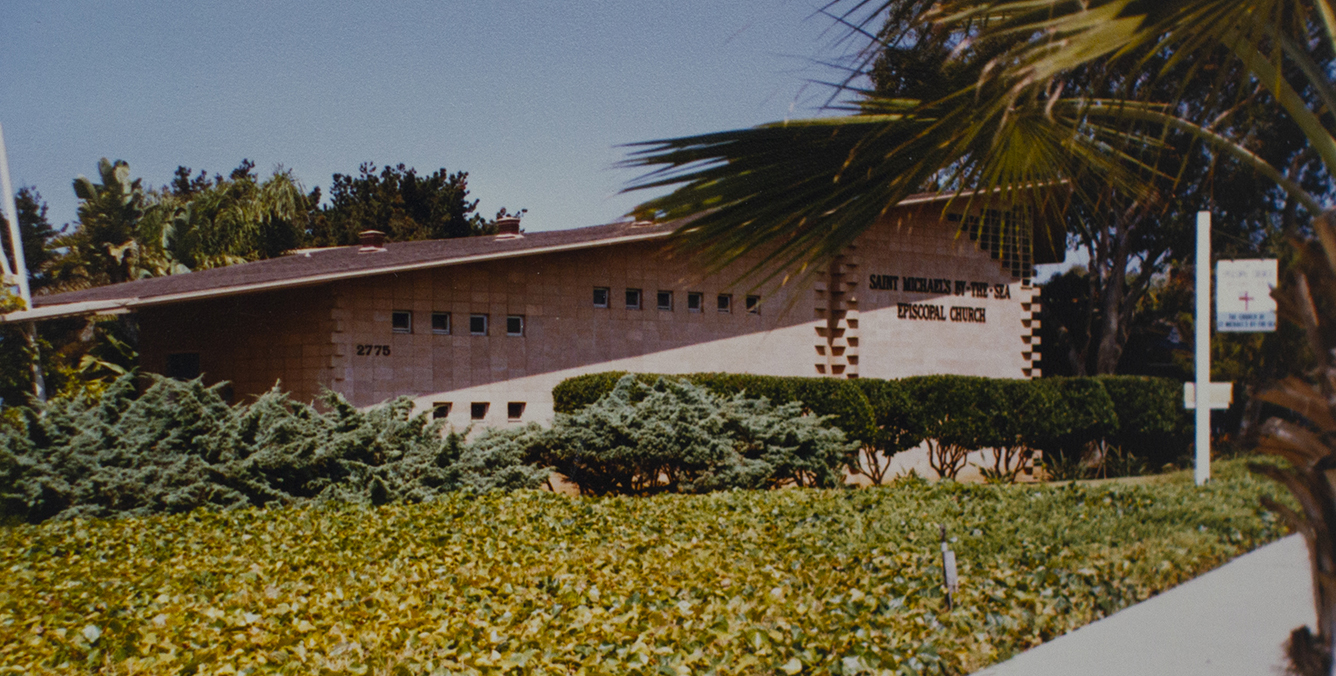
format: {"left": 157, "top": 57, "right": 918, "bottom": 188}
{"left": 815, "top": 249, "right": 861, "bottom": 378}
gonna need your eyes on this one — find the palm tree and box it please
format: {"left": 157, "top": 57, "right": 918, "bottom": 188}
{"left": 625, "top": 0, "right": 1336, "bottom": 670}
{"left": 146, "top": 166, "right": 309, "bottom": 272}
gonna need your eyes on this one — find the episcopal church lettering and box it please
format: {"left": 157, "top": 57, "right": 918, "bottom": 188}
{"left": 897, "top": 303, "right": 988, "bottom": 323}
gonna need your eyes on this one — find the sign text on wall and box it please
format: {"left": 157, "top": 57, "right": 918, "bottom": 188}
{"left": 869, "top": 274, "right": 1010, "bottom": 300}
{"left": 897, "top": 303, "right": 987, "bottom": 323}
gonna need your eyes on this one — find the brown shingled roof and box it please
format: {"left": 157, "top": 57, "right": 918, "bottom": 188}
{"left": 14, "top": 220, "right": 675, "bottom": 321}
{"left": 9, "top": 188, "right": 1061, "bottom": 323}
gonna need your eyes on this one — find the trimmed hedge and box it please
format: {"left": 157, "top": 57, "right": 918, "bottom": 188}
{"left": 852, "top": 378, "right": 924, "bottom": 482}
{"left": 553, "top": 371, "right": 635, "bottom": 413}
{"left": 1027, "top": 377, "right": 1120, "bottom": 462}
{"left": 554, "top": 372, "right": 1191, "bottom": 480}
{"left": 901, "top": 375, "right": 997, "bottom": 479}
{"left": 1098, "top": 375, "right": 1191, "bottom": 467}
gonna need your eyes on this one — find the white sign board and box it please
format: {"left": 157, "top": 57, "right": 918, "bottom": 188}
{"left": 1184, "top": 382, "right": 1233, "bottom": 409}
{"left": 1216, "top": 259, "right": 1277, "bottom": 332}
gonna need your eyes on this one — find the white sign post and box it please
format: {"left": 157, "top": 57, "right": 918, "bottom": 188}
{"left": 1191, "top": 214, "right": 1277, "bottom": 486}
{"left": 1194, "top": 212, "right": 1211, "bottom": 486}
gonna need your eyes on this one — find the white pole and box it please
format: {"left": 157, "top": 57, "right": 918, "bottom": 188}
{"left": 1195, "top": 211, "right": 1211, "bottom": 486}
{"left": 0, "top": 122, "right": 21, "bottom": 294}
{"left": 0, "top": 123, "right": 44, "bottom": 402}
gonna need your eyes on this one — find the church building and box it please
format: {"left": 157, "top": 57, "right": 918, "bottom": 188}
{"left": 4, "top": 194, "right": 1060, "bottom": 427}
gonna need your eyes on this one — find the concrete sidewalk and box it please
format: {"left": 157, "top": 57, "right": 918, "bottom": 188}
{"left": 976, "top": 534, "right": 1314, "bottom": 675}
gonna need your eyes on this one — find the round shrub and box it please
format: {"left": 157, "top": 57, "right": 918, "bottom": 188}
{"left": 532, "top": 375, "right": 854, "bottom": 495}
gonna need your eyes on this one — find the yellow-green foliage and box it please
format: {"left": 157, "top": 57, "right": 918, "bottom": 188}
{"left": 0, "top": 459, "right": 1287, "bottom": 675}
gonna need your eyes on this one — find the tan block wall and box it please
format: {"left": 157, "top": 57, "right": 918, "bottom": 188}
{"left": 137, "top": 286, "right": 337, "bottom": 404}
{"left": 133, "top": 204, "right": 1040, "bottom": 426}
{"left": 324, "top": 208, "right": 1038, "bottom": 428}
{"left": 853, "top": 206, "right": 1040, "bottom": 380}
{"left": 326, "top": 236, "right": 817, "bottom": 426}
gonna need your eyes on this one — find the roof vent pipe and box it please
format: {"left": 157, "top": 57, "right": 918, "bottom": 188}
{"left": 495, "top": 217, "right": 522, "bottom": 237}
{"left": 358, "top": 230, "right": 386, "bottom": 252}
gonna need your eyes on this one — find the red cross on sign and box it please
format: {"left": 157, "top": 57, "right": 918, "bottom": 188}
{"left": 1238, "top": 292, "right": 1253, "bottom": 310}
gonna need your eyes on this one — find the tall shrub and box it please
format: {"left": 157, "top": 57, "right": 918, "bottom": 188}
{"left": 981, "top": 379, "right": 1055, "bottom": 483}
{"left": 901, "top": 375, "right": 995, "bottom": 479}
{"left": 1029, "top": 377, "right": 1119, "bottom": 470}
{"left": 552, "top": 371, "right": 635, "bottom": 413}
{"left": 852, "top": 378, "right": 923, "bottom": 483}
{"left": 1098, "top": 375, "right": 1189, "bottom": 468}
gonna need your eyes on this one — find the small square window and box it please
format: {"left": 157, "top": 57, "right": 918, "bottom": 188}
{"left": 746, "top": 295, "right": 761, "bottom": 315}
{"left": 391, "top": 310, "right": 412, "bottom": 333}
{"left": 470, "top": 314, "right": 488, "bottom": 335}
{"left": 470, "top": 402, "right": 489, "bottom": 420}
{"left": 593, "top": 287, "right": 610, "bottom": 308}
{"left": 506, "top": 315, "right": 525, "bottom": 336}
{"left": 687, "top": 292, "right": 703, "bottom": 312}
{"left": 432, "top": 402, "right": 451, "bottom": 419}
{"left": 626, "top": 288, "right": 642, "bottom": 310}
{"left": 717, "top": 294, "right": 732, "bottom": 313}
{"left": 507, "top": 402, "right": 526, "bottom": 420}
{"left": 431, "top": 312, "right": 451, "bottom": 334}
{"left": 657, "top": 290, "right": 673, "bottom": 311}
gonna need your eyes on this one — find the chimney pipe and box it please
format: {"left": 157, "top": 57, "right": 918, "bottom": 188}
{"left": 495, "top": 217, "right": 522, "bottom": 237}
{"left": 359, "top": 230, "right": 386, "bottom": 252}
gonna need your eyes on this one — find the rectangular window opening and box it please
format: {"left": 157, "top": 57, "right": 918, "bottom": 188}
{"left": 593, "top": 287, "right": 610, "bottom": 308}
{"left": 745, "top": 295, "right": 761, "bottom": 315}
{"left": 657, "top": 290, "right": 673, "bottom": 311}
{"left": 391, "top": 310, "right": 412, "bottom": 333}
{"left": 506, "top": 315, "right": 525, "bottom": 336}
{"left": 166, "top": 353, "right": 201, "bottom": 381}
{"left": 687, "top": 292, "right": 703, "bottom": 312}
{"left": 470, "top": 402, "right": 489, "bottom": 420}
{"left": 431, "top": 312, "right": 451, "bottom": 334}
{"left": 717, "top": 294, "right": 732, "bottom": 313}
{"left": 507, "top": 402, "right": 526, "bottom": 420}
{"left": 432, "top": 402, "right": 452, "bottom": 419}
{"left": 625, "top": 288, "right": 642, "bottom": 310}
{"left": 469, "top": 314, "right": 488, "bottom": 336}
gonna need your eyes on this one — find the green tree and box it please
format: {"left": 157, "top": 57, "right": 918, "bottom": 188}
{"left": 142, "top": 159, "right": 310, "bottom": 271}
{"left": 306, "top": 163, "right": 498, "bottom": 246}
{"left": 51, "top": 159, "right": 154, "bottom": 289}
{"left": 0, "top": 188, "right": 60, "bottom": 293}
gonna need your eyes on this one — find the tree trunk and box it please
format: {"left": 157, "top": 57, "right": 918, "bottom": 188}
{"left": 1094, "top": 215, "right": 1134, "bottom": 374}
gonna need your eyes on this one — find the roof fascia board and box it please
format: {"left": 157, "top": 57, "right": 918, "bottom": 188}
{"left": 5, "top": 299, "right": 131, "bottom": 321}
{"left": 5, "top": 228, "right": 673, "bottom": 323}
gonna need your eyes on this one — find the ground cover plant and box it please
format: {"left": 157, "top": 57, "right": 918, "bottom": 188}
{"left": 0, "top": 458, "right": 1287, "bottom": 675}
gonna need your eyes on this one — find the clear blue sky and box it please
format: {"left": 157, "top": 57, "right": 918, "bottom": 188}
{"left": 1, "top": 0, "right": 858, "bottom": 234}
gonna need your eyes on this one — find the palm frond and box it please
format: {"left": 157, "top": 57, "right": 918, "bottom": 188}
{"left": 623, "top": 89, "right": 1150, "bottom": 280}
